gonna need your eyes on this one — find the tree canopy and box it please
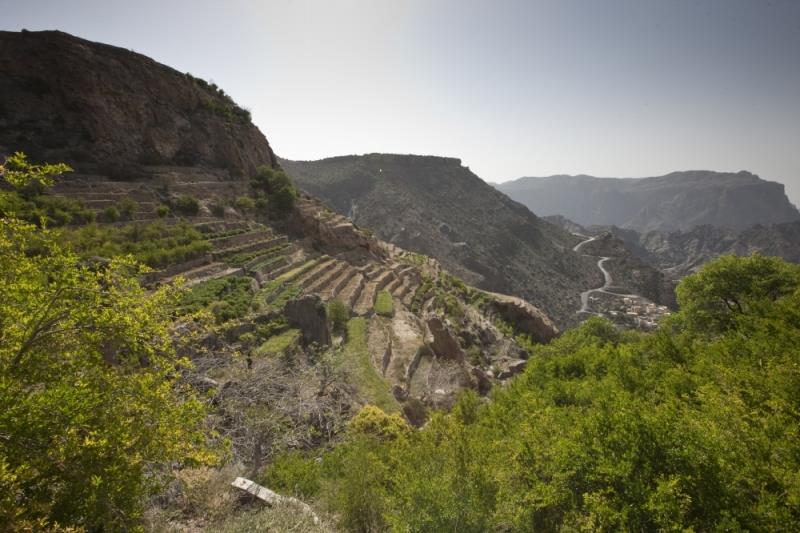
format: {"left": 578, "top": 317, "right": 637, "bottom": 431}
{"left": 0, "top": 219, "right": 218, "bottom": 531}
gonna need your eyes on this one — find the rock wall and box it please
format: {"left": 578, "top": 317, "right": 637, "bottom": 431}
{"left": 0, "top": 30, "right": 277, "bottom": 179}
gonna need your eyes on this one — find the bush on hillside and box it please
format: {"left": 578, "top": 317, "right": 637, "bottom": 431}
{"left": 65, "top": 220, "right": 211, "bottom": 269}
{"left": 173, "top": 194, "right": 200, "bottom": 216}
{"left": 103, "top": 205, "right": 120, "bottom": 222}
{"left": 234, "top": 195, "right": 255, "bottom": 211}
{"left": 251, "top": 166, "right": 297, "bottom": 214}
{"left": 327, "top": 299, "right": 350, "bottom": 334}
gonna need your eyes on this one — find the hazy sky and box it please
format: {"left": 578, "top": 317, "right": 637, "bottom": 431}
{"left": 3, "top": 0, "right": 800, "bottom": 203}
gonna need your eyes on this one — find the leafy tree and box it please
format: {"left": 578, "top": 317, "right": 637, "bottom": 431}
{"left": 676, "top": 253, "right": 800, "bottom": 333}
{"left": 251, "top": 166, "right": 297, "bottom": 213}
{"left": 0, "top": 219, "right": 218, "bottom": 530}
{"left": 1, "top": 152, "right": 71, "bottom": 197}
{"left": 0, "top": 152, "right": 92, "bottom": 227}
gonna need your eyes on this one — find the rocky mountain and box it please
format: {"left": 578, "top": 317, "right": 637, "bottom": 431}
{"left": 497, "top": 171, "right": 800, "bottom": 232}
{"left": 0, "top": 30, "right": 277, "bottom": 179}
{"left": 281, "top": 154, "right": 602, "bottom": 327}
{"left": 1, "top": 30, "right": 557, "bottom": 456}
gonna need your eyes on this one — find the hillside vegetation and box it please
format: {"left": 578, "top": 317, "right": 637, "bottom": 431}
{"left": 285, "top": 254, "right": 800, "bottom": 531}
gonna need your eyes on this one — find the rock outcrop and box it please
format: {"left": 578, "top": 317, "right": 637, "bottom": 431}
{"left": 0, "top": 30, "right": 277, "bottom": 179}
{"left": 484, "top": 293, "right": 559, "bottom": 343}
{"left": 284, "top": 294, "right": 331, "bottom": 346}
{"left": 425, "top": 317, "right": 467, "bottom": 362}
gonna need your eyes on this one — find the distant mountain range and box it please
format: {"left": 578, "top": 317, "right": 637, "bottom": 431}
{"left": 497, "top": 171, "right": 800, "bottom": 233}
{"left": 282, "top": 154, "right": 601, "bottom": 327}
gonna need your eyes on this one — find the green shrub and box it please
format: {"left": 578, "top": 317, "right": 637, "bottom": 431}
{"left": 349, "top": 405, "right": 409, "bottom": 440}
{"left": 103, "top": 205, "right": 120, "bottom": 222}
{"left": 374, "top": 290, "right": 394, "bottom": 317}
{"left": 322, "top": 435, "right": 388, "bottom": 533}
{"left": 117, "top": 197, "right": 138, "bottom": 219}
{"left": 234, "top": 195, "right": 255, "bottom": 211}
{"left": 65, "top": 221, "right": 211, "bottom": 269}
{"left": 176, "top": 276, "right": 255, "bottom": 323}
{"left": 174, "top": 194, "right": 200, "bottom": 216}
{"left": 327, "top": 299, "right": 350, "bottom": 333}
{"left": 260, "top": 451, "right": 322, "bottom": 499}
{"left": 156, "top": 204, "right": 170, "bottom": 218}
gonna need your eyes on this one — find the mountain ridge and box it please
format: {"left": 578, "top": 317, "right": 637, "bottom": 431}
{"left": 497, "top": 170, "right": 800, "bottom": 232}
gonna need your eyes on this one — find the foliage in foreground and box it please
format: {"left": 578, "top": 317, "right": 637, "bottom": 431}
{"left": 0, "top": 152, "right": 95, "bottom": 227}
{"left": 294, "top": 254, "right": 800, "bottom": 531}
{"left": 0, "top": 219, "right": 218, "bottom": 531}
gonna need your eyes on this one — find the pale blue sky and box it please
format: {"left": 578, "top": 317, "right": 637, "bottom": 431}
{"left": 2, "top": 0, "right": 799, "bottom": 203}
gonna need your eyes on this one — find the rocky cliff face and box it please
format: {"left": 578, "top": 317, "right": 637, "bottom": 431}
{"left": 498, "top": 171, "right": 800, "bottom": 232}
{"left": 0, "top": 30, "right": 277, "bottom": 179}
{"left": 282, "top": 154, "right": 602, "bottom": 327}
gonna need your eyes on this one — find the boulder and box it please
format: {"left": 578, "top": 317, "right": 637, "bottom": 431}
{"left": 425, "top": 316, "right": 466, "bottom": 362}
{"left": 496, "top": 359, "right": 527, "bottom": 380}
{"left": 471, "top": 367, "right": 492, "bottom": 395}
{"left": 283, "top": 294, "right": 331, "bottom": 346}
{"left": 486, "top": 294, "right": 559, "bottom": 343}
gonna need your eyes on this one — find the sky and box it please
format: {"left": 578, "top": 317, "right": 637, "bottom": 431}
{"left": 2, "top": 0, "right": 800, "bottom": 204}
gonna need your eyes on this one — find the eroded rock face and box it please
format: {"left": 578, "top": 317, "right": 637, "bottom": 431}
{"left": 485, "top": 294, "right": 559, "bottom": 343}
{"left": 0, "top": 30, "right": 277, "bottom": 178}
{"left": 284, "top": 295, "right": 331, "bottom": 347}
{"left": 288, "top": 195, "right": 383, "bottom": 258}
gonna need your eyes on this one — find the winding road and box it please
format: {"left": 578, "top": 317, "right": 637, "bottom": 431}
{"left": 573, "top": 234, "right": 642, "bottom": 315}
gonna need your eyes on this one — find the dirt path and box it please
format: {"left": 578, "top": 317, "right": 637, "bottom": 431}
{"left": 573, "top": 234, "right": 641, "bottom": 315}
